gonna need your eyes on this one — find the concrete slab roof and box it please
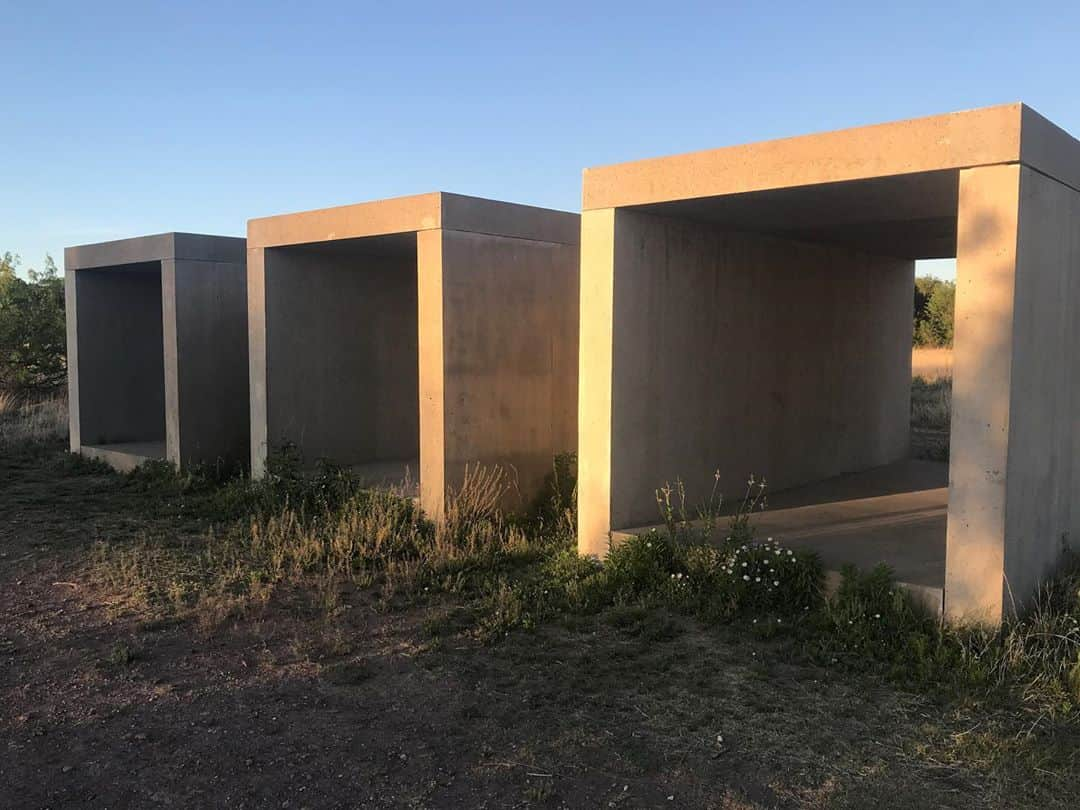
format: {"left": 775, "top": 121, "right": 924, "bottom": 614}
{"left": 582, "top": 103, "right": 1080, "bottom": 211}
{"left": 247, "top": 191, "right": 579, "bottom": 249}
{"left": 65, "top": 233, "right": 245, "bottom": 271}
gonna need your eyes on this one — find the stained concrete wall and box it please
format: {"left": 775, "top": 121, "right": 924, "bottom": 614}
{"left": 164, "top": 259, "right": 249, "bottom": 468}
{"left": 579, "top": 209, "right": 913, "bottom": 554}
{"left": 433, "top": 229, "right": 579, "bottom": 509}
{"left": 69, "top": 264, "right": 166, "bottom": 446}
{"left": 946, "top": 164, "right": 1080, "bottom": 622}
{"left": 263, "top": 242, "right": 419, "bottom": 466}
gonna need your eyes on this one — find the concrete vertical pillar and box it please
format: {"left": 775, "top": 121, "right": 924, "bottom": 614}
{"left": 64, "top": 269, "right": 81, "bottom": 453}
{"left": 417, "top": 229, "right": 446, "bottom": 518}
{"left": 161, "top": 260, "right": 182, "bottom": 466}
{"left": 946, "top": 164, "right": 1080, "bottom": 623}
{"left": 577, "top": 209, "right": 617, "bottom": 557}
{"left": 248, "top": 247, "right": 268, "bottom": 477}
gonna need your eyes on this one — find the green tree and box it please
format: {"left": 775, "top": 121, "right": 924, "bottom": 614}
{"left": 912, "top": 275, "right": 954, "bottom": 347}
{"left": 0, "top": 253, "right": 67, "bottom": 396}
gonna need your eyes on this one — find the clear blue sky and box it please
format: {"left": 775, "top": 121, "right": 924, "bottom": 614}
{"left": 5, "top": 1, "right": 1079, "bottom": 280}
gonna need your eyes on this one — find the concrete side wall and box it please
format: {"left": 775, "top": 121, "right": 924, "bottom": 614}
{"left": 436, "top": 229, "right": 580, "bottom": 510}
{"left": 248, "top": 248, "right": 269, "bottom": 475}
{"left": 65, "top": 270, "right": 81, "bottom": 451}
{"left": 946, "top": 164, "right": 1080, "bottom": 622}
{"left": 263, "top": 245, "right": 419, "bottom": 467}
{"left": 1005, "top": 166, "right": 1080, "bottom": 604}
{"left": 588, "top": 209, "right": 912, "bottom": 548}
{"left": 163, "top": 259, "right": 249, "bottom": 469}
{"left": 946, "top": 165, "right": 1023, "bottom": 623}
{"left": 417, "top": 230, "right": 445, "bottom": 513}
{"left": 577, "top": 210, "right": 617, "bottom": 554}
{"left": 70, "top": 266, "right": 166, "bottom": 445}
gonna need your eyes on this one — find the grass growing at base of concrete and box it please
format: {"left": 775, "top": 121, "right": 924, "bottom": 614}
{"left": 82, "top": 443, "right": 1080, "bottom": 726}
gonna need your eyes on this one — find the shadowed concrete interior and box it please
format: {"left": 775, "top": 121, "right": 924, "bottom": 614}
{"left": 65, "top": 233, "right": 249, "bottom": 473}
{"left": 599, "top": 182, "right": 944, "bottom": 605}
{"left": 264, "top": 234, "right": 420, "bottom": 479}
{"left": 73, "top": 263, "right": 167, "bottom": 455}
{"left": 602, "top": 204, "right": 917, "bottom": 535}
{"left": 579, "top": 104, "right": 1080, "bottom": 624}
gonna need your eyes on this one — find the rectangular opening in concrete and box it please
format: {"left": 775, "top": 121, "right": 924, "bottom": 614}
{"left": 264, "top": 233, "right": 419, "bottom": 492}
{"left": 74, "top": 261, "right": 167, "bottom": 464}
{"left": 608, "top": 169, "right": 961, "bottom": 605}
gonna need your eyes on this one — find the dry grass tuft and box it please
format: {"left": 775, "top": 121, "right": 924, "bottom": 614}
{"left": 90, "top": 463, "right": 543, "bottom": 630}
{"left": 0, "top": 392, "right": 67, "bottom": 447}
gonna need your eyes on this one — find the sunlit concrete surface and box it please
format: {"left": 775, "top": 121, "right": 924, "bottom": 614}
{"left": 579, "top": 104, "right": 1080, "bottom": 624}
{"left": 65, "top": 233, "right": 249, "bottom": 472}
{"left": 247, "top": 192, "right": 579, "bottom": 518}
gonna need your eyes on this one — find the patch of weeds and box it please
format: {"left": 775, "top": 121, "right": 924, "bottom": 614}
{"left": 102, "top": 641, "right": 140, "bottom": 669}
{"left": 522, "top": 781, "right": 555, "bottom": 803}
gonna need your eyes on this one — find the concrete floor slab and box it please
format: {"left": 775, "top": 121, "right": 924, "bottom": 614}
{"left": 81, "top": 441, "right": 167, "bottom": 473}
{"left": 613, "top": 460, "right": 947, "bottom": 607}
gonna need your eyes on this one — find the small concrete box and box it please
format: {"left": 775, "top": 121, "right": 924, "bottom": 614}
{"left": 578, "top": 104, "right": 1080, "bottom": 625}
{"left": 65, "top": 233, "right": 249, "bottom": 472}
{"left": 248, "top": 192, "right": 579, "bottom": 517}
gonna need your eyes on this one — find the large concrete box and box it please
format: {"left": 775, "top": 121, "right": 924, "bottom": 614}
{"left": 578, "top": 104, "right": 1080, "bottom": 625}
{"left": 247, "top": 192, "right": 579, "bottom": 517}
{"left": 65, "top": 233, "right": 249, "bottom": 472}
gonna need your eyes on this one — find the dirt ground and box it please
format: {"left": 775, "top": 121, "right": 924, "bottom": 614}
{"left": 2, "top": 442, "right": 1076, "bottom": 809}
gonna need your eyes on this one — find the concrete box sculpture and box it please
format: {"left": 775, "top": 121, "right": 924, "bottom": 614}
{"left": 577, "top": 103, "right": 1080, "bottom": 624}
{"left": 65, "top": 233, "right": 249, "bottom": 472}
{"left": 247, "top": 192, "right": 579, "bottom": 517}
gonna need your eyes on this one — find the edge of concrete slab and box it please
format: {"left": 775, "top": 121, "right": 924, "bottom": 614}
{"left": 248, "top": 191, "right": 579, "bottom": 249}
{"left": 79, "top": 442, "right": 167, "bottom": 473}
{"left": 65, "top": 233, "right": 245, "bottom": 270}
{"left": 582, "top": 103, "right": 1028, "bottom": 210}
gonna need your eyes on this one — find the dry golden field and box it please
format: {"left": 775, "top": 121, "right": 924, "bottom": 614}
{"left": 912, "top": 347, "right": 953, "bottom": 381}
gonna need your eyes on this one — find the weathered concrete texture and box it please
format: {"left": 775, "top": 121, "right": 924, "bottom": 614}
{"left": 579, "top": 104, "right": 1080, "bottom": 625}
{"left": 65, "top": 234, "right": 249, "bottom": 472}
{"left": 248, "top": 193, "right": 579, "bottom": 517}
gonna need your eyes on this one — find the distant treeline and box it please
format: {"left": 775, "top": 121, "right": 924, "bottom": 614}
{"left": 913, "top": 275, "right": 954, "bottom": 348}
{"left": 0, "top": 252, "right": 66, "bottom": 397}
